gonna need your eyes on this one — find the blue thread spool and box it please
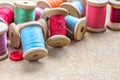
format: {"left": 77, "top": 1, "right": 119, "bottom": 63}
{"left": 60, "top": 0, "right": 84, "bottom": 18}
{"left": 18, "top": 22, "right": 48, "bottom": 61}
{"left": 65, "top": 15, "right": 87, "bottom": 40}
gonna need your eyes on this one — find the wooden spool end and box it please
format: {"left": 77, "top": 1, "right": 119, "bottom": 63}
{"left": 41, "top": 7, "right": 68, "bottom": 21}
{"left": 74, "top": 17, "right": 87, "bottom": 40}
{"left": 86, "top": 0, "right": 108, "bottom": 7}
{"left": 109, "top": 0, "right": 120, "bottom": 9}
{"left": 14, "top": 1, "right": 36, "bottom": 10}
{"left": 59, "top": 2, "right": 81, "bottom": 18}
{"left": 9, "top": 23, "right": 21, "bottom": 48}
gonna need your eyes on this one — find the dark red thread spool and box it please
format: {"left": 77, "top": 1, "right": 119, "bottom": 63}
{"left": 107, "top": 0, "right": 120, "bottom": 30}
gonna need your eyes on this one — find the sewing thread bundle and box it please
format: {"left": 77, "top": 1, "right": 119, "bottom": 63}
{"left": 9, "top": 22, "right": 48, "bottom": 61}
{"left": 65, "top": 15, "right": 87, "bottom": 40}
{"left": 107, "top": 0, "right": 120, "bottom": 30}
{"left": 41, "top": 8, "right": 70, "bottom": 47}
{"left": 14, "top": 1, "right": 36, "bottom": 24}
{"left": 37, "top": 0, "right": 69, "bottom": 8}
{"left": 60, "top": 0, "right": 84, "bottom": 18}
{"left": 9, "top": 1, "right": 36, "bottom": 48}
{"left": 86, "top": 0, "right": 108, "bottom": 33}
{"left": 0, "top": 22, "right": 8, "bottom": 60}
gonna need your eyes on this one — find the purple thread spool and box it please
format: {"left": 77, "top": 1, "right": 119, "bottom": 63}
{"left": 0, "top": 22, "right": 8, "bottom": 60}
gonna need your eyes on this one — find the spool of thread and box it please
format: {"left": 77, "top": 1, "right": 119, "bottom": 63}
{"left": 0, "top": 3, "right": 14, "bottom": 25}
{"left": 14, "top": 1, "right": 36, "bottom": 24}
{"left": 37, "top": 0, "right": 69, "bottom": 8}
{"left": 9, "top": 19, "right": 48, "bottom": 48}
{"left": 65, "top": 15, "right": 87, "bottom": 40}
{"left": 41, "top": 8, "right": 70, "bottom": 47}
{"left": 11, "top": 22, "right": 48, "bottom": 61}
{"left": 86, "top": 0, "right": 108, "bottom": 33}
{"left": 107, "top": 0, "right": 120, "bottom": 30}
{"left": 0, "top": 22, "right": 8, "bottom": 60}
{"left": 35, "top": 7, "right": 44, "bottom": 20}
{"left": 35, "top": 1, "right": 50, "bottom": 21}
{"left": 60, "top": 0, "right": 84, "bottom": 18}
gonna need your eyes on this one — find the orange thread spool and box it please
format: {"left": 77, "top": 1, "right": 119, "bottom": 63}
{"left": 46, "top": 0, "right": 64, "bottom": 8}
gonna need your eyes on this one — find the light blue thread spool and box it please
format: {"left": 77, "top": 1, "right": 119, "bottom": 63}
{"left": 65, "top": 15, "right": 86, "bottom": 40}
{"left": 60, "top": 0, "right": 84, "bottom": 18}
{"left": 20, "top": 25, "right": 48, "bottom": 61}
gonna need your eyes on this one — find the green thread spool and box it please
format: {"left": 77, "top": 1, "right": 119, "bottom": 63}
{"left": 14, "top": 1, "right": 36, "bottom": 24}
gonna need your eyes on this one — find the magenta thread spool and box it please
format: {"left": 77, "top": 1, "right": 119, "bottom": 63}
{"left": 86, "top": 0, "right": 108, "bottom": 33}
{"left": 0, "top": 22, "right": 8, "bottom": 60}
{"left": 107, "top": 0, "right": 120, "bottom": 30}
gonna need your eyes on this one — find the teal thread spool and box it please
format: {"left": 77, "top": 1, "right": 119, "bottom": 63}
{"left": 65, "top": 15, "right": 87, "bottom": 40}
{"left": 14, "top": 1, "right": 36, "bottom": 24}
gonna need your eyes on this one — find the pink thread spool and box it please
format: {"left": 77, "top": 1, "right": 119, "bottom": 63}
{"left": 86, "top": 0, "right": 108, "bottom": 33}
{"left": 0, "top": 3, "right": 14, "bottom": 25}
{"left": 107, "top": 0, "right": 120, "bottom": 30}
{"left": 35, "top": 1, "right": 51, "bottom": 20}
{"left": 0, "top": 22, "right": 8, "bottom": 60}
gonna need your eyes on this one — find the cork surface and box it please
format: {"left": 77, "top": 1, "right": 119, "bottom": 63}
{"left": 1, "top": 0, "right": 120, "bottom": 80}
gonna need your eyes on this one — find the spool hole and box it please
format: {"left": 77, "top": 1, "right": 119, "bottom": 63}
{"left": 33, "top": 54, "right": 39, "bottom": 58}
{"left": 23, "top": 2, "right": 28, "bottom": 4}
{"left": 81, "top": 27, "right": 84, "bottom": 33}
{"left": 11, "top": 32, "right": 14, "bottom": 38}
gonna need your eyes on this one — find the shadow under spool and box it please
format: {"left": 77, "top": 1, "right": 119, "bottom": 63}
{"left": 65, "top": 15, "right": 87, "bottom": 40}
{"left": 19, "top": 23, "right": 48, "bottom": 61}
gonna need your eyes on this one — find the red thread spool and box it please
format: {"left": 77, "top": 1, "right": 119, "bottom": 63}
{"left": 41, "top": 8, "right": 70, "bottom": 47}
{"left": 50, "top": 15, "right": 66, "bottom": 36}
{"left": 86, "top": 0, "right": 108, "bottom": 33}
{"left": 0, "top": 3, "right": 14, "bottom": 25}
{"left": 107, "top": 0, "right": 120, "bottom": 30}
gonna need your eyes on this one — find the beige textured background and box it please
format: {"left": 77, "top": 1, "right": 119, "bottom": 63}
{"left": 1, "top": 0, "right": 120, "bottom": 80}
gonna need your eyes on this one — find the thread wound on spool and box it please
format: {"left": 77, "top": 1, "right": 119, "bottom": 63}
{"left": 86, "top": 4, "right": 106, "bottom": 29}
{"left": 50, "top": 14, "right": 66, "bottom": 36}
{"left": 35, "top": 7, "right": 44, "bottom": 20}
{"left": 46, "top": 0, "right": 64, "bottom": 8}
{"left": 72, "top": 1, "right": 84, "bottom": 14}
{"left": 20, "top": 26, "right": 45, "bottom": 52}
{"left": 0, "top": 33, "right": 7, "bottom": 56}
{"left": 110, "top": 7, "right": 120, "bottom": 23}
{"left": 0, "top": 7, "right": 14, "bottom": 25}
{"left": 14, "top": 8, "right": 35, "bottom": 24}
